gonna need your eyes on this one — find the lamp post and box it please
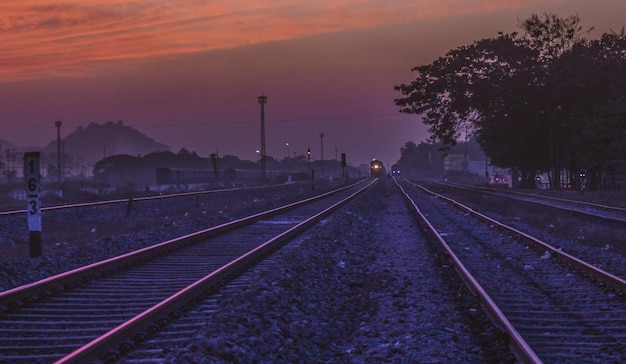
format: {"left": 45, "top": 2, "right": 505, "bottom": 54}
{"left": 54, "top": 119, "right": 63, "bottom": 183}
{"left": 258, "top": 95, "right": 267, "bottom": 181}
{"left": 319, "top": 132, "right": 324, "bottom": 177}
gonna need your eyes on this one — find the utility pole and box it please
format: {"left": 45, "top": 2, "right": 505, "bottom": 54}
{"left": 55, "top": 120, "right": 63, "bottom": 183}
{"left": 6, "top": 149, "right": 16, "bottom": 184}
{"left": 319, "top": 132, "right": 324, "bottom": 177}
{"left": 258, "top": 95, "right": 267, "bottom": 182}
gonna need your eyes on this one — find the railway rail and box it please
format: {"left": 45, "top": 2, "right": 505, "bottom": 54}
{"left": 396, "top": 178, "right": 626, "bottom": 363}
{"left": 117, "top": 232, "right": 310, "bottom": 363}
{"left": 426, "top": 180, "right": 626, "bottom": 224}
{"left": 0, "top": 183, "right": 295, "bottom": 217}
{"left": 409, "top": 179, "right": 626, "bottom": 280}
{"left": 0, "top": 181, "right": 322, "bottom": 266}
{"left": 0, "top": 179, "right": 373, "bottom": 363}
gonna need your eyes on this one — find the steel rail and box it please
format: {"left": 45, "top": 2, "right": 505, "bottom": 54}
{"left": 394, "top": 178, "right": 543, "bottom": 364}
{"left": 0, "top": 182, "right": 301, "bottom": 216}
{"left": 405, "top": 179, "right": 626, "bottom": 292}
{"left": 431, "top": 180, "right": 626, "bottom": 223}
{"left": 500, "top": 188, "right": 626, "bottom": 213}
{"left": 54, "top": 179, "right": 376, "bottom": 363}
{"left": 0, "top": 179, "right": 366, "bottom": 311}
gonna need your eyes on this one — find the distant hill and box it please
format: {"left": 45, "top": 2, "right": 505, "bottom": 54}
{"left": 40, "top": 121, "right": 170, "bottom": 173}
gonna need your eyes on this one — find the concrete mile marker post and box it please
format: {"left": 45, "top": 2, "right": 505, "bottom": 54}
{"left": 24, "top": 152, "right": 42, "bottom": 257}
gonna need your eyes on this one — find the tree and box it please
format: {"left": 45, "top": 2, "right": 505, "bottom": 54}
{"left": 552, "top": 31, "right": 626, "bottom": 189}
{"left": 394, "top": 32, "right": 545, "bottom": 186}
{"left": 518, "top": 14, "right": 591, "bottom": 188}
{"left": 396, "top": 141, "right": 421, "bottom": 175}
{"left": 395, "top": 14, "right": 626, "bottom": 189}
{"left": 396, "top": 141, "right": 445, "bottom": 177}
{"left": 520, "top": 13, "right": 588, "bottom": 61}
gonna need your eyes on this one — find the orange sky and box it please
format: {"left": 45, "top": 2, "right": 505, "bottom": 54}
{"left": 1, "top": 0, "right": 624, "bottom": 166}
{"left": 1, "top": 0, "right": 543, "bottom": 82}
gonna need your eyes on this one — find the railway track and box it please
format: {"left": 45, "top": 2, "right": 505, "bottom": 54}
{"left": 0, "top": 179, "right": 373, "bottom": 363}
{"left": 0, "top": 182, "right": 319, "bottom": 266}
{"left": 0, "top": 183, "right": 297, "bottom": 217}
{"left": 424, "top": 180, "right": 626, "bottom": 224}
{"left": 396, "top": 178, "right": 626, "bottom": 363}
{"left": 117, "top": 233, "right": 310, "bottom": 363}
{"left": 413, "top": 179, "right": 626, "bottom": 280}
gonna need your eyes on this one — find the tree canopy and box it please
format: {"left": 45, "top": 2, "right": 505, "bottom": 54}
{"left": 395, "top": 14, "right": 626, "bottom": 189}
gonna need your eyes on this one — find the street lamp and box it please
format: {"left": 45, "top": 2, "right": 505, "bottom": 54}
{"left": 54, "top": 119, "right": 63, "bottom": 183}
{"left": 258, "top": 95, "right": 267, "bottom": 181}
{"left": 319, "top": 132, "right": 324, "bottom": 176}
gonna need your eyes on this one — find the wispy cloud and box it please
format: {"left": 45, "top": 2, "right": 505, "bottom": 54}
{"left": 0, "top": 0, "right": 537, "bottom": 82}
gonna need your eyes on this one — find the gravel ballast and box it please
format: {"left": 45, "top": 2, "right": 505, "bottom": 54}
{"left": 1, "top": 180, "right": 512, "bottom": 363}
{"left": 0, "top": 185, "right": 322, "bottom": 291}
{"left": 164, "top": 179, "right": 505, "bottom": 363}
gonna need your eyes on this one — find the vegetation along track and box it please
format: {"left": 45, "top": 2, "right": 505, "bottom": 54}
{"left": 0, "top": 179, "right": 373, "bottom": 363}
{"left": 396, "top": 178, "right": 626, "bottom": 363}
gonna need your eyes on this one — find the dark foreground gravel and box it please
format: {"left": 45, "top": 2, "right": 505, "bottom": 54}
{"left": 163, "top": 178, "right": 508, "bottom": 363}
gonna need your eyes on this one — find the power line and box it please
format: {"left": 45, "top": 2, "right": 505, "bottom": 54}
{"left": 1, "top": 112, "right": 412, "bottom": 130}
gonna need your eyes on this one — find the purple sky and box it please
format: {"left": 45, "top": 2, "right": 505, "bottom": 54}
{"left": 1, "top": 0, "right": 624, "bottom": 167}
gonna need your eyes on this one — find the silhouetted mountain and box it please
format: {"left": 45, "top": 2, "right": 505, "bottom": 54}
{"left": 41, "top": 121, "right": 170, "bottom": 168}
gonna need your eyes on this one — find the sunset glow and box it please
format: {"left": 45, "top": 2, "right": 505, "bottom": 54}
{"left": 0, "top": 0, "right": 622, "bottom": 167}
{"left": 2, "top": 0, "right": 541, "bottom": 82}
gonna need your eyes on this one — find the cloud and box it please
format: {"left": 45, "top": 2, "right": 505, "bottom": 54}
{"left": 0, "top": 0, "right": 539, "bottom": 82}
